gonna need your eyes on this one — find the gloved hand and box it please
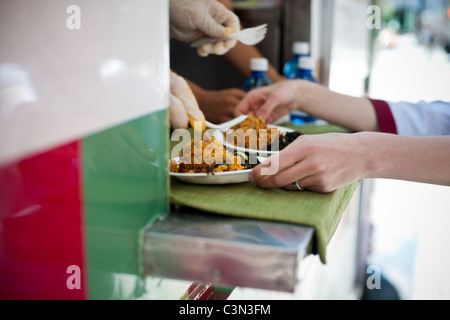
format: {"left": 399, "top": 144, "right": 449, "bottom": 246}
{"left": 169, "top": 0, "right": 241, "bottom": 57}
{"left": 170, "top": 71, "right": 206, "bottom": 131}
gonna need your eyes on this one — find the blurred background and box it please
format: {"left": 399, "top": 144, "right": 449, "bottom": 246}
{"left": 234, "top": 0, "right": 450, "bottom": 300}
{"left": 323, "top": 0, "right": 450, "bottom": 300}
{"left": 329, "top": 0, "right": 450, "bottom": 300}
{"left": 362, "top": 0, "right": 450, "bottom": 300}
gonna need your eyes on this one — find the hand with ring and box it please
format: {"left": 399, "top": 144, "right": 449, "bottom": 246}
{"left": 249, "top": 132, "right": 369, "bottom": 194}
{"left": 293, "top": 180, "right": 304, "bottom": 191}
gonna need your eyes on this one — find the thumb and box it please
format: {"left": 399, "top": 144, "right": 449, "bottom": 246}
{"left": 197, "top": 13, "right": 230, "bottom": 38}
{"left": 256, "top": 93, "right": 281, "bottom": 123}
{"left": 170, "top": 71, "right": 206, "bottom": 131}
{"left": 169, "top": 94, "right": 189, "bottom": 129}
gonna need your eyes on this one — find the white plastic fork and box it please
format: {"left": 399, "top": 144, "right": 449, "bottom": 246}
{"left": 191, "top": 24, "right": 268, "bottom": 48}
{"left": 204, "top": 115, "right": 248, "bottom": 131}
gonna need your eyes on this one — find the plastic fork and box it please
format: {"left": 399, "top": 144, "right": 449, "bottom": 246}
{"left": 204, "top": 115, "right": 248, "bottom": 131}
{"left": 191, "top": 24, "right": 268, "bottom": 48}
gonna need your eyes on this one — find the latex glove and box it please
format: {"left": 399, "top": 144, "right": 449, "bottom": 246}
{"left": 169, "top": 0, "right": 240, "bottom": 57}
{"left": 170, "top": 71, "right": 206, "bottom": 131}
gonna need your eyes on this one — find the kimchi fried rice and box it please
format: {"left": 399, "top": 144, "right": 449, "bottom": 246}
{"left": 225, "top": 115, "right": 280, "bottom": 150}
{"left": 170, "top": 133, "right": 245, "bottom": 174}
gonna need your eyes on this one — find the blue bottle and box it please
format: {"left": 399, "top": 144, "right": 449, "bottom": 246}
{"left": 283, "top": 42, "right": 310, "bottom": 79}
{"left": 242, "top": 58, "right": 272, "bottom": 91}
{"left": 297, "top": 56, "right": 318, "bottom": 83}
{"left": 290, "top": 56, "right": 319, "bottom": 124}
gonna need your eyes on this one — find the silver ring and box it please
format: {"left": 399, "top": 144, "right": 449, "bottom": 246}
{"left": 293, "top": 181, "right": 304, "bottom": 191}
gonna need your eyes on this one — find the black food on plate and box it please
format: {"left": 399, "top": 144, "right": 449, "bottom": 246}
{"left": 234, "top": 152, "right": 261, "bottom": 169}
{"left": 279, "top": 131, "right": 303, "bottom": 150}
{"left": 266, "top": 131, "right": 303, "bottom": 151}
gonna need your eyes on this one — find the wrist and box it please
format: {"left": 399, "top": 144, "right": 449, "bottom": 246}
{"left": 355, "top": 132, "right": 393, "bottom": 179}
{"left": 188, "top": 82, "right": 206, "bottom": 104}
{"left": 293, "top": 80, "right": 321, "bottom": 112}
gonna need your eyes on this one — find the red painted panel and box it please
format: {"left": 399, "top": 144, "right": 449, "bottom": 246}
{"left": 0, "top": 142, "right": 85, "bottom": 299}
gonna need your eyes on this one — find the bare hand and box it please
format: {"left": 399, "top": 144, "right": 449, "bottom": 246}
{"left": 249, "top": 133, "right": 369, "bottom": 193}
{"left": 234, "top": 80, "right": 302, "bottom": 124}
{"left": 197, "top": 88, "right": 246, "bottom": 124}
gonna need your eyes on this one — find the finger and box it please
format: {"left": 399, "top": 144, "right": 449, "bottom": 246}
{"left": 224, "top": 38, "right": 237, "bottom": 49}
{"left": 255, "top": 162, "right": 312, "bottom": 189}
{"left": 197, "top": 43, "right": 214, "bottom": 57}
{"left": 226, "top": 89, "right": 246, "bottom": 106}
{"left": 254, "top": 159, "right": 312, "bottom": 189}
{"left": 170, "top": 71, "right": 206, "bottom": 130}
{"left": 250, "top": 138, "right": 308, "bottom": 182}
{"left": 211, "top": 41, "right": 229, "bottom": 55}
{"left": 234, "top": 88, "right": 268, "bottom": 116}
{"left": 199, "top": 40, "right": 235, "bottom": 57}
{"left": 219, "top": 11, "right": 240, "bottom": 34}
{"left": 263, "top": 104, "right": 294, "bottom": 124}
{"left": 285, "top": 175, "right": 334, "bottom": 194}
{"left": 255, "top": 90, "right": 286, "bottom": 123}
{"left": 183, "top": 96, "right": 206, "bottom": 131}
{"left": 282, "top": 181, "right": 306, "bottom": 192}
{"left": 198, "top": 12, "right": 229, "bottom": 38}
{"left": 169, "top": 94, "right": 189, "bottom": 129}
{"left": 197, "top": 49, "right": 208, "bottom": 57}
{"left": 210, "top": 4, "right": 240, "bottom": 36}
{"left": 225, "top": 98, "right": 242, "bottom": 111}
{"left": 231, "top": 88, "right": 247, "bottom": 99}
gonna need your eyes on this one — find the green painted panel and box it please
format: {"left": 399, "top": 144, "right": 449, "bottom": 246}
{"left": 82, "top": 109, "right": 169, "bottom": 299}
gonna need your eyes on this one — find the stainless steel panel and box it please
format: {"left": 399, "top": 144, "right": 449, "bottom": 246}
{"left": 142, "top": 209, "right": 314, "bottom": 292}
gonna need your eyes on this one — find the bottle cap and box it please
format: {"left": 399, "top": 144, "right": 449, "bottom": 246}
{"left": 298, "top": 56, "right": 315, "bottom": 70}
{"left": 293, "top": 42, "right": 310, "bottom": 55}
{"left": 250, "top": 58, "right": 268, "bottom": 72}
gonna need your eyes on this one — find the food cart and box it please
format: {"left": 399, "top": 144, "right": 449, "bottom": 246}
{"left": 0, "top": 0, "right": 371, "bottom": 300}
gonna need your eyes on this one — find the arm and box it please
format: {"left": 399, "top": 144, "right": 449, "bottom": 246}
{"left": 218, "top": 0, "right": 285, "bottom": 83}
{"left": 365, "top": 134, "right": 450, "bottom": 186}
{"left": 187, "top": 79, "right": 246, "bottom": 123}
{"left": 235, "top": 80, "right": 379, "bottom": 132}
{"left": 223, "top": 43, "right": 285, "bottom": 83}
{"left": 237, "top": 80, "right": 450, "bottom": 192}
{"left": 386, "top": 100, "right": 450, "bottom": 136}
{"left": 250, "top": 132, "right": 450, "bottom": 193}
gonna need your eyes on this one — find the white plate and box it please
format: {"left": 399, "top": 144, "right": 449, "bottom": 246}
{"left": 221, "top": 125, "right": 294, "bottom": 157}
{"left": 169, "top": 157, "right": 251, "bottom": 185}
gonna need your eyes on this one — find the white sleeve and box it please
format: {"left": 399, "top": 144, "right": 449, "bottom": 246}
{"left": 388, "top": 100, "right": 450, "bottom": 136}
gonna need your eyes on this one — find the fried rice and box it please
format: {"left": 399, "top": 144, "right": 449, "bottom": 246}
{"left": 225, "top": 115, "right": 280, "bottom": 150}
{"left": 170, "top": 133, "right": 244, "bottom": 174}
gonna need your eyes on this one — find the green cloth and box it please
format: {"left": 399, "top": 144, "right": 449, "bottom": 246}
{"left": 169, "top": 123, "right": 358, "bottom": 264}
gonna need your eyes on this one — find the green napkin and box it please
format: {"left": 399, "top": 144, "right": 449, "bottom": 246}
{"left": 169, "top": 123, "right": 358, "bottom": 264}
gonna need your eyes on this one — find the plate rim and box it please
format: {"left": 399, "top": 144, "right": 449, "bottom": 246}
{"left": 169, "top": 157, "right": 252, "bottom": 177}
